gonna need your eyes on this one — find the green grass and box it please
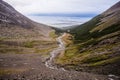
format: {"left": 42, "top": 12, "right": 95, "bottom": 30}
{"left": 23, "top": 40, "right": 57, "bottom": 48}
{"left": 81, "top": 54, "right": 109, "bottom": 64}
{"left": 0, "top": 68, "right": 26, "bottom": 76}
{"left": 55, "top": 46, "right": 77, "bottom": 64}
{"left": 70, "top": 15, "right": 103, "bottom": 41}
{"left": 0, "top": 48, "right": 23, "bottom": 54}
{"left": 90, "top": 24, "right": 120, "bottom": 38}
{"left": 54, "top": 10, "right": 120, "bottom": 75}
{"left": 23, "top": 41, "right": 34, "bottom": 48}
{"left": 0, "top": 69, "right": 12, "bottom": 75}
{"left": 55, "top": 40, "right": 120, "bottom": 67}
{"left": 88, "top": 56, "right": 120, "bottom": 67}
{"left": 0, "top": 37, "right": 5, "bottom": 41}
{"left": 0, "top": 39, "right": 57, "bottom": 54}
{"left": 69, "top": 13, "right": 120, "bottom": 45}
{"left": 97, "top": 31, "right": 120, "bottom": 41}
{"left": 35, "top": 46, "right": 57, "bottom": 53}
{"left": 49, "top": 30, "right": 57, "bottom": 39}
{"left": 64, "top": 46, "right": 78, "bottom": 57}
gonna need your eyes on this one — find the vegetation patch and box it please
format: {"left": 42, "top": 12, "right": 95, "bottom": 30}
{"left": 0, "top": 68, "right": 26, "bottom": 76}
{"left": 35, "top": 46, "right": 56, "bottom": 54}
{"left": 0, "top": 39, "right": 57, "bottom": 54}
{"left": 62, "top": 33, "right": 73, "bottom": 47}
{"left": 81, "top": 54, "right": 109, "bottom": 64}
{"left": 49, "top": 30, "right": 57, "bottom": 39}
{"left": 88, "top": 56, "right": 120, "bottom": 67}
{"left": 55, "top": 38, "right": 120, "bottom": 71}
{"left": 0, "top": 48, "right": 23, "bottom": 54}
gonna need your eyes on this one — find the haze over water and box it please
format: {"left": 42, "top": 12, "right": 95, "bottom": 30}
{"left": 29, "top": 15, "right": 93, "bottom": 28}
{"left": 5, "top": 0, "right": 119, "bottom": 28}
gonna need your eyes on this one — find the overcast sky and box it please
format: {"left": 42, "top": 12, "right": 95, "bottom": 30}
{"left": 4, "top": 0, "right": 119, "bottom": 16}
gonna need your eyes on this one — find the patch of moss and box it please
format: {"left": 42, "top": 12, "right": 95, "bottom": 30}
{"left": 23, "top": 40, "right": 56, "bottom": 48}
{"left": 23, "top": 41, "right": 34, "bottom": 48}
{"left": 49, "top": 30, "right": 57, "bottom": 39}
{"left": 0, "top": 44, "right": 9, "bottom": 48}
{"left": 81, "top": 54, "right": 109, "bottom": 64}
{"left": 97, "top": 31, "right": 120, "bottom": 41}
{"left": 55, "top": 40, "right": 120, "bottom": 67}
{"left": 0, "top": 68, "right": 26, "bottom": 76}
{"left": 0, "top": 48, "right": 23, "bottom": 54}
{"left": 0, "top": 39, "right": 57, "bottom": 54}
{"left": 90, "top": 24, "right": 120, "bottom": 39}
{"left": 62, "top": 33, "right": 73, "bottom": 47}
{"left": 0, "top": 69, "right": 12, "bottom": 75}
{"left": 77, "top": 38, "right": 98, "bottom": 49}
{"left": 55, "top": 46, "right": 88, "bottom": 65}
{"left": 34, "top": 46, "right": 57, "bottom": 58}
{"left": 35, "top": 48, "right": 53, "bottom": 53}
{"left": 0, "top": 38, "right": 4, "bottom": 42}
{"left": 64, "top": 47, "right": 78, "bottom": 58}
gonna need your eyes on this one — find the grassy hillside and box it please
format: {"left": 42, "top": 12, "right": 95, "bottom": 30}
{"left": 55, "top": 1, "right": 120, "bottom": 75}
{"left": 70, "top": 15, "right": 103, "bottom": 41}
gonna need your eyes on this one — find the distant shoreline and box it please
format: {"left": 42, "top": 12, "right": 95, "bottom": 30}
{"left": 28, "top": 15, "right": 92, "bottom": 28}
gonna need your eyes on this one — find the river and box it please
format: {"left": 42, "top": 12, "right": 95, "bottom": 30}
{"left": 45, "top": 33, "right": 66, "bottom": 70}
{"left": 45, "top": 33, "right": 119, "bottom": 80}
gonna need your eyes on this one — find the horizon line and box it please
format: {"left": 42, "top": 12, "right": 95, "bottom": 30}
{"left": 29, "top": 13, "right": 98, "bottom": 17}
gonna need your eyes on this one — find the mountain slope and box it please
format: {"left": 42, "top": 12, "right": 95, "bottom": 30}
{"left": 0, "top": 0, "right": 57, "bottom": 57}
{"left": 0, "top": 0, "right": 53, "bottom": 40}
{"left": 70, "top": 1, "right": 120, "bottom": 41}
{"left": 55, "top": 1, "right": 120, "bottom": 76}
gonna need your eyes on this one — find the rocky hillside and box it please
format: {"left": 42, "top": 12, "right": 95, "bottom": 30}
{"left": 55, "top": 1, "right": 120, "bottom": 76}
{"left": 0, "top": 0, "right": 53, "bottom": 40}
{"left": 0, "top": 0, "right": 57, "bottom": 58}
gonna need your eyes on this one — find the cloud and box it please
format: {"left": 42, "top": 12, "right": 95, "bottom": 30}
{"left": 4, "top": 0, "right": 120, "bottom": 15}
{"left": 3, "top": 0, "right": 119, "bottom": 27}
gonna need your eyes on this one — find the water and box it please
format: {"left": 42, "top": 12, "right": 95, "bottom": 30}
{"left": 28, "top": 16, "right": 92, "bottom": 28}
{"left": 45, "top": 33, "right": 66, "bottom": 70}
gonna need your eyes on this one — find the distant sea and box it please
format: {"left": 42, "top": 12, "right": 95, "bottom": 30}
{"left": 28, "top": 15, "right": 95, "bottom": 28}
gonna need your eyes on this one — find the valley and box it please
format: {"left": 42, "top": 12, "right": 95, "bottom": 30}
{"left": 0, "top": 0, "right": 120, "bottom": 80}
{"left": 0, "top": 33, "right": 113, "bottom": 80}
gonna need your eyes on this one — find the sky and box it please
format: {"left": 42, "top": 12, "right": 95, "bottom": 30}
{"left": 3, "top": 0, "right": 120, "bottom": 27}
{"left": 4, "top": 0, "right": 119, "bottom": 15}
